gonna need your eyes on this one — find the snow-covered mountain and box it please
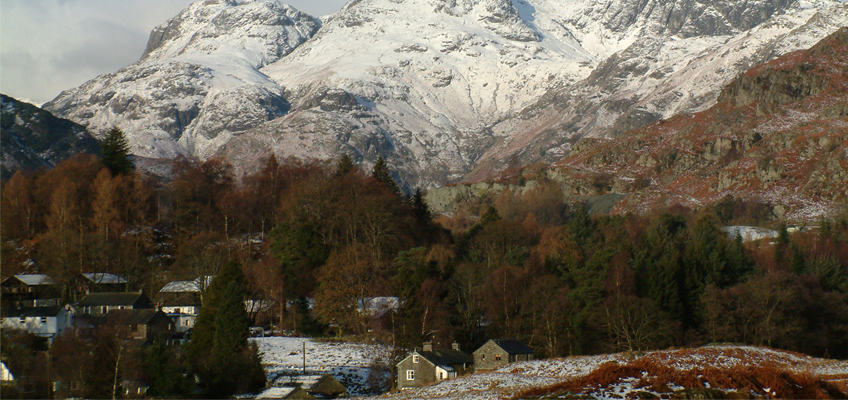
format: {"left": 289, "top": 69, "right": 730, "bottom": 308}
{"left": 43, "top": 0, "right": 848, "bottom": 188}
{"left": 44, "top": 0, "right": 320, "bottom": 160}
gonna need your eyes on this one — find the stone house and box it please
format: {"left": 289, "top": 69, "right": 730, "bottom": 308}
{"left": 473, "top": 338, "right": 533, "bottom": 371}
{"left": 75, "top": 291, "right": 153, "bottom": 316}
{"left": 1, "top": 274, "right": 60, "bottom": 307}
{"left": 0, "top": 306, "right": 73, "bottom": 344}
{"left": 396, "top": 342, "right": 472, "bottom": 390}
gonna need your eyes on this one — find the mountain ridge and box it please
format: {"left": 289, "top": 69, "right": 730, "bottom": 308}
{"left": 426, "top": 27, "right": 848, "bottom": 222}
{"left": 40, "top": 0, "right": 848, "bottom": 191}
{"left": 1, "top": 94, "right": 101, "bottom": 180}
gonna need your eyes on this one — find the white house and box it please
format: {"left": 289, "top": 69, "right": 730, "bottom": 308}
{"left": 1, "top": 306, "right": 73, "bottom": 344}
{"left": 158, "top": 278, "right": 210, "bottom": 333}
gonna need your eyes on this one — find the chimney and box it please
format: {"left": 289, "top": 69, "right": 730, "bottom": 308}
{"left": 452, "top": 342, "right": 460, "bottom": 351}
{"left": 422, "top": 341, "right": 433, "bottom": 352}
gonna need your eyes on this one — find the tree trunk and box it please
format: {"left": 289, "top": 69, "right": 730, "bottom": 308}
{"left": 112, "top": 342, "right": 124, "bottom": 400}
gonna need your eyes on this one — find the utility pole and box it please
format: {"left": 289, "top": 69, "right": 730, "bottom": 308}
{"left": 302, "top": 341, "right": 306, "bottom": 374}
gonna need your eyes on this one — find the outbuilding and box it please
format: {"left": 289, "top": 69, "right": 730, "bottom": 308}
{"left": 473, "top": 338, "right": 533, "bottom": 371}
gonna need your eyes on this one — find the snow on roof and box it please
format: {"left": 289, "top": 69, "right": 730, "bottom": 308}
{"left": 270, "top": 373, "right": 322, "bottom": 388}
{"left": 159, "top": 276, "right": 213, "bottom": 293}
{"left": 255, "top": 386, "right": 297, "bottom": 399}
{"left": 11, "top": 274, "right": 56, "bottom": 286}
{"left": 80, "top": 273, "right": 127, "bottom": 284}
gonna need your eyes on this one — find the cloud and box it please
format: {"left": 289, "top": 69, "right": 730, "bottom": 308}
{"left": 0, "top": 0, "right": 348, "bottom": 105}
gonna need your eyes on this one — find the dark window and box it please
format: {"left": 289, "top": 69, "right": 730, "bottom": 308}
{"left": 495, "top": 354, "right": 501, "bottom": 361}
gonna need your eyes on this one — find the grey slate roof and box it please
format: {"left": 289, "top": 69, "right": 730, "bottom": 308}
{"left": 2, "top": 306, "right": 64, "bottom": 318}
{"left": 420, "top": 348, "right": 473, "bottom": 366}
{"left": 77, "top": 291, "right": 149, "bottom": 307}
{"left": 106, "top": 309, "right": 163, "bottom": 325}
{"left": 489, "top": 339, "right": 533, "bottom": 354}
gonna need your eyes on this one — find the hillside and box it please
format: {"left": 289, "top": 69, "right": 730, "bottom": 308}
{"left": 380, "top": 345, "right": 848, "bottom": 400}
{"left": 40, "top": 0, "right": 848, "bottom": 189}
{"left": 427, "top": 27, "right": 848, "bottom": 222}
{"left": 0, "top": 94, "right": 100, "bottom": 180}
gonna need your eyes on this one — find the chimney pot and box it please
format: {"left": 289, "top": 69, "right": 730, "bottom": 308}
{"left": 423, "top": 341, "right": 433, "bottom": 352}
{"left": 452, "top": 342, "right": 460, "bottom": 351}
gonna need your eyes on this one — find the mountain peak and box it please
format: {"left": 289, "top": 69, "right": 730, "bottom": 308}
{"left": 44, "top": 0, "right": 320, "bottom": 160}
{"left": 141, "top": 0, "right": 319, "bottom": 66}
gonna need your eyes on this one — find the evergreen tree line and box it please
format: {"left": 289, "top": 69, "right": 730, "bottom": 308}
{"left": 3, "top": 136, "right": 848, "bottom": 397}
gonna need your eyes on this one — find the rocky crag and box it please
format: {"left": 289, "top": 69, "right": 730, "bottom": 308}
{"left": 427, "top": 27, "right": 848, "bottom": 222}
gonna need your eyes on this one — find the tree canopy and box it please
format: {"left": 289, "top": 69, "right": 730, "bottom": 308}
{"left": 100, "top": 127, "right": 134, "bottom": 176}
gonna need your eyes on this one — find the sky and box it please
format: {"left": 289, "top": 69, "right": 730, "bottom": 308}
{"left": 0, "top": 0, "right": 348, "bottom": 106}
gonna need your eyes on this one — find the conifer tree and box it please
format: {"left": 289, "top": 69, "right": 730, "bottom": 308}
{"left": 209, "top": 281, "right": 251, "bottom": 396}
{"left": 371, "top": 157, "right": 400, "bottom": 194}
{"left": 100, "top": 127, "right": 134, "bottom": 176}
{"left": 411, "top": 188, "right": 431, "bottom": 224}
{"left": 185, "top": 261, "right": 263, "bottom": 397}
{"left": 336, "top": 153, "right": 354, "bottom": 176}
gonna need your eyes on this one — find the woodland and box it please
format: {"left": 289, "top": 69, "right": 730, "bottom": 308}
{"left": 2, "top": 129, "right": 848, "bottom": 398}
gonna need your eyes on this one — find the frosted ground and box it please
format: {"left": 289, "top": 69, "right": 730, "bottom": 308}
{"left": 378, "top": 345, "right": 848, "bottom": 400}
{"left": 251, "top": 337, "right": 391, "bottom": 396}
{"left": 251, "top": 339, "right": 848, "bottom": 398}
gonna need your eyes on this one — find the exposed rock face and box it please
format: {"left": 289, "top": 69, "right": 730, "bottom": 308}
{"left": 1, "top": 95, "right": 100, "bottom": 180}
{"left": 475, "top": 3, "right": 848, "bottom": 180}
{"left": 43, "top": 0, "right": 319, "bottom": 160}
{"left": 42, "top": 0, "right": 847, "bottom": 190}
{"left": 433, "top": 27, "right": 848, "bottom": 222}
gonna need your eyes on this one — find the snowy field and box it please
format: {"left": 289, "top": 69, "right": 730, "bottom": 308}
{"left": 380, "top": 345, "right": 848, "bottom": 400}
{"left": 251, "top": 337, "right": 391, "bottom": 396}
{"left": 251, "top": 339, "right": 848, "bottom": 399}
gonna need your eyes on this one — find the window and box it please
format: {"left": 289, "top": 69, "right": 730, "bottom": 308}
{"left": 41, "top": 317, "right": 48, "bottom": 324}
{"left": 174, "top": 308, "right": 181, "bottom": 314}
{"left": 119, "top": 306, "right": 125, "bottom": 310}
{"left": 495, "top": 354, "right": 501, "bottom": 361}
{"left": 101, "top": 306, "right": 108, "bottom": 314}
{"left": 412, "top": 355, "right": 419, "bottom": 363}
{"left": 481, "top": 354, "right": 486, "bottom": 360}
{"left": 406, "top": 370, "right": 414, "bottom": 381}
{"left": 439, "top": 372, "right": 444, "bottom": 380}
{"left": 19, "top": 317, "right": 26, "bottom": 324}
